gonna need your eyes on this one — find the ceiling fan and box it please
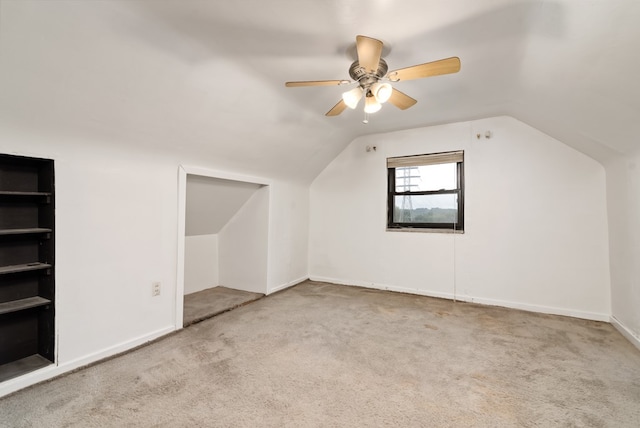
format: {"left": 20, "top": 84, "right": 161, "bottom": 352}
{"left": 285, "top": 35, "right": 460, "bottom": 120}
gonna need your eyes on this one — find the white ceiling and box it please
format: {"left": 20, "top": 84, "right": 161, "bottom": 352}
{"left": 1, "top": 0, "right": 639, "bottom": 182}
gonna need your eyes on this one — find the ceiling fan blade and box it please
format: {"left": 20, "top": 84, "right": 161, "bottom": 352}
{"left": 388, "top": 88, "right": 417, "bottom": 110}
{"left": 285, "top": 80, "right": 347, "bottom": 87}
{"left": 356, "top": 35, "right": 383, "bottom": 74}
{"left": 326, "top": 99, "right": 347, "bottom": 116}
{"left": 388, "top": 57, "right": 461, "bottom": 82}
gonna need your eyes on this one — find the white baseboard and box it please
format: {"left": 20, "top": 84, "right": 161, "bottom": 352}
{"left": 309, "top": 276, "right": 456, "bottom": 301}
{"left": 611, "top": 316, "right": 640, "bottom": 351}
{"left": 268, "top": 276, "right": 308, "bottom": 295}
{"left": 0, "top": 325, "right": 175, "bottom": 398}
{"left": 454, "top": 294, "right": 610, "bottom": 322}
{"left": 309, "top": 276, "right": 610, "bottom": 322}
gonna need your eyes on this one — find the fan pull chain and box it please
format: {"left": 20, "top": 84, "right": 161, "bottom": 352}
{"left": 363, "top": 111, "right": 369, "bottom": 124}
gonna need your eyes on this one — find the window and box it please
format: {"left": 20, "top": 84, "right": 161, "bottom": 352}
{"left": 387, "top": 151, "right": 464, "bottom": 231}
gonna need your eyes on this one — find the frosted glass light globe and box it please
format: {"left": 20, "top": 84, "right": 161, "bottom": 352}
{"left": 364, "top": 95, "right": 382, "bottom": 113}
{"left": 372, "top": 82, "right": 392, "bottom": 103}
{"left": 342, "top": 87, "right": 364, "bottom": 109}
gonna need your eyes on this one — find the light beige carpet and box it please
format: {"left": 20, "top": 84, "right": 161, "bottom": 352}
{"left": 1, "top": 280, "right": 639, "bottom": 427}
{"left": 183, "top": 286, "right": 263, "bottom": 326}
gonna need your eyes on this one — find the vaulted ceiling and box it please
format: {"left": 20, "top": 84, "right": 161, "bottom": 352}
{"left": 1, "top": 0, "right": 639, "bottom": 182}
{"left": 186, "top": 175, "right": 261, "bottom": 236}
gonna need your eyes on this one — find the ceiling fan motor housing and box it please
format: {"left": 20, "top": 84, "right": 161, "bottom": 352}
{"left": 349, "top": 58, "right": 388, "bottom": 87}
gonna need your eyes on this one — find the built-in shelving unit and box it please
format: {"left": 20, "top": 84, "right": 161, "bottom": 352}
{"left": 0, "top": 154, "right": 55, "bottom": 382}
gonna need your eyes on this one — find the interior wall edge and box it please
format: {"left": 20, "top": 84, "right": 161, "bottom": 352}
{"left": 0, "top": 325, "right": 175, "bottom": 399}
{"left": 611, "top": 316, "right": 640, "bottom": 351}
{"left": 175, "top": 165, "right": 187, "bottom": 330}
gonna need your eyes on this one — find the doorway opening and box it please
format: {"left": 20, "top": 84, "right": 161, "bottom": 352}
{"left": 176, "top": 166, "right": 270, "bottom": 329}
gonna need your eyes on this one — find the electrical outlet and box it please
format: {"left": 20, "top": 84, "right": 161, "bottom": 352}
{"left": 152, "top": 282, "right": 161, "bottom": 297}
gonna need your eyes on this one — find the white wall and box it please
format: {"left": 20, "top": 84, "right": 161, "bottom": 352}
{"left": 309, "top": 116, "right": 611, "bottom": 320}
{"left": 0, "top": 129, "right": 177, "bottom": 393}
{"left": 219, "top": 186, "right": 270, "bottom": 294}
{"left": 0, "top": 128, "right": 310, "bottom": 397}
{"left": 266, "top": 180, "right": 310, "bottom": 293}
{"left": 605, "top": 150, "right": 640, "bottom": 347}
{"left": 184, "top": 234, "right": 219, "bottom": 294}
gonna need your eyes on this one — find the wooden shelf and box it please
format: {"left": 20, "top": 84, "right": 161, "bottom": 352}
{"left": 0, "top": 228, "right": 52, "bottom": 236}
{"left": 0, "top": 262, "right": 52, "bottom": 275}
{"left": 0, "top": 354, "right": 52, "bottom": 383}
{"left": 0, "top": 296, "right": 51, "bottom": 315}
{"left": 0, "top": 191, "right": 51, "bottom": 197}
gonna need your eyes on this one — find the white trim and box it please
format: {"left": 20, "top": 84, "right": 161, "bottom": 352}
{"left": 268, "top": 276, "right": 308, "bottom": 295}
{"left": 611, "top": 316, "right": 640, "bottom": 351}
{"left": 0, "top": 325, "right": 174, "bottom": 398}
{"left": 454, "top": 294, "right": 610, "bottom": 322}
{"left": 175, "top": 166, "right": 187, "bottom": 330}
{"left": 264, "top": 186, "right": 273, "bottom": 297}
{"left": 309, "top": 276, "right": 610, "bottom": 322}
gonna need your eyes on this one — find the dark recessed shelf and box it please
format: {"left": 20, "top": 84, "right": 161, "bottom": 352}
{"left": 0, "top": 228, "right": 52, "bottom": 236}
{"left": 0, "top": 354, "right": 52, "bottom": 383}
{"left": 0, "top": 191, "right": 51, "bottom": 196}
{"left": 0, "top": 296, "right": 51, "bottom": 315}
{"left": 0, "top": 154, "right": 55, "bottom": 377}
{"left": 0, "top": 262, "right": 52, "bottom": 275}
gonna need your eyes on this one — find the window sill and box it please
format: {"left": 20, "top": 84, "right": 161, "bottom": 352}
{"left": 386, "top": 227, "right": 464, "bottom": 234}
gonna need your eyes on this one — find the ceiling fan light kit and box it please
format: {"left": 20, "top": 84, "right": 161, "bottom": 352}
{"left": 364, "top": 94, "right": 382, "bottom": 114}
{"left": 285, "top": 35, "right": 461, "bottom": 123}
{"left": 342, "top": 86, "right": 364, "bottom": 109}
{"left": 371, "top": 82, "right": 392, "bottom": 104}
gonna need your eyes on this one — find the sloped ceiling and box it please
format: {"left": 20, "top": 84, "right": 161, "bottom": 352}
{"left": 185, "top": 175, "right": 261, "bottom": 236}
{"left": 1, "top": 0, "right": 638, "bottom": 182}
